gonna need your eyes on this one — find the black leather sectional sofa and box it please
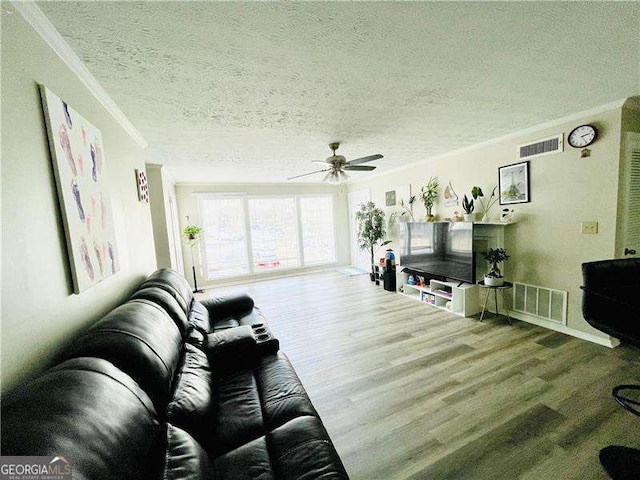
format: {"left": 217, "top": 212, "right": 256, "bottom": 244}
{"left": 1, "top": 268, "right": 349, "bottom": 480}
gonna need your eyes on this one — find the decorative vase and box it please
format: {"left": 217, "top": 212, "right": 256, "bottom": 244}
{"left": 463, "top": 214, "right": 474, "bottom": 222}
{"left": 484, "top": 275, "right": 504, "bottom": 286}
{"left": 481, "top": 213, "right": 490, "bottom": 222}
{"left": 426, "top": 214, "right": 435, "bottom": 222}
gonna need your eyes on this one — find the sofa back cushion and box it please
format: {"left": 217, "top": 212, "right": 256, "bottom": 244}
{"left": 167, "top": 343, "right": 213, "bottom": 442}
{"left": 164, "top": 424, "right": 214, "bottom": 480}
{"left": 1, "top": 357, "right": 163, "bottom": 480}
{"left": 62, "top": 299, "right": 182, "bottom": 413}
{"left": 130, "top": 286, "right": 190, "bottom": 336}
{"left": 138, "top": 268, "right": 194, "bottom": 316}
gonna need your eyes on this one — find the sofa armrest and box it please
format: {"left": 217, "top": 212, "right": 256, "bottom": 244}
{"left": 200, "top": 294, "right": 255, "bottom": 323}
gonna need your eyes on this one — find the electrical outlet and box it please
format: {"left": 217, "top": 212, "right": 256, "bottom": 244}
{"left": 581, "top": 221, "right": 598, "bottom": 234}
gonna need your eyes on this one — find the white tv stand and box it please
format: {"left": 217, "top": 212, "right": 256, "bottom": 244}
{"left": 401, "top": 275, "right": 480, "bottom": 318}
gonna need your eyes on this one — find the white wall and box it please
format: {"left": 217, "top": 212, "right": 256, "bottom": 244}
{"left": 348, "top": 104, "right": 629, "bottom": 341}
{"left": 1, "top": 12, "right": 157, "bottom": 390}
{"left": 174, "top": 183, "right": 350, "bottom": 288}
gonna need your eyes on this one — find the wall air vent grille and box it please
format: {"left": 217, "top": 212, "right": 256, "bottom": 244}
{"left": 512, "top": 282, "right": 567, "bottom": 325}
{"left": 517, "top": 134, "right": 564, "bottom": 159}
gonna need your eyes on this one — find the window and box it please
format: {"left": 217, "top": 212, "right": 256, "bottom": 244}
{"left": 300, "top": 196, "right": 335, "bottom": 265}
{"left": 199, "top": 194, "right": 336, "bottom": 280}
{"left": 200, "top": 197, "right": 249, "bottom": 279}
{"left": 248, "top": 198, "right": 299, "bottom": 270}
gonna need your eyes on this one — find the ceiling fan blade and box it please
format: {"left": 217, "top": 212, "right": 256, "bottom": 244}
{"left": 347, "top": 154, "right": 383, "bottom": 166}
{"left": 287, "top": 168, "right": 330, "bottom": 180}
{"left": 344, "top": 165, "right": 376, "bottom": 171}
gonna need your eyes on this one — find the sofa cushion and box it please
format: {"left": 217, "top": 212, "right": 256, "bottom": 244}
{"left": 62, "top": 299, "right": 182, "bottom": 413}
{"left": 130, "top": 286, "right": 190, "bottom": 336}
{"left": 168, "top": 344, "right": 213, "bottom": 442}
{"left": 213, "top": 436, "right": 274, "bottom": 480}
{"left": 256, "top": 352, "right": 318, "bottom": 431}
{"left": 164, "top": 423, "right": 214, "bottom": 480}
{"left": 268, "top": 416, "right": 349, "bottom": 479}
{"left": 1, "top": 357, "right": 164, "bottom": 480}
{"left": 189, "top": 300, "right": 212, "bottom": 333}
{"left": 139, "top": 268, "right": 194, "bottom": 316}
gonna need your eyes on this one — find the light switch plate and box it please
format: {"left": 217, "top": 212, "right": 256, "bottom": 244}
{"left": 581, "top": 221, "right": 598, "bottom": 234}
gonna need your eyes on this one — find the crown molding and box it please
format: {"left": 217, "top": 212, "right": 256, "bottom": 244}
{"left": 351, "top": 97, "right": 629, "bottom": 184}
{"left": 12, "top": 1, "right": 148, "bottom": 149}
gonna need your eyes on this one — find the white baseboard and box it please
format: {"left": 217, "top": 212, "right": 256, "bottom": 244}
{"left": 510, "top": 311, "right": 620, "bottom": 348}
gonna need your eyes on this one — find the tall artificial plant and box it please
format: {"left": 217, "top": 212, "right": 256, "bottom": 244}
{"left": 355, "top": 201, "right": 391, "bottom": 281}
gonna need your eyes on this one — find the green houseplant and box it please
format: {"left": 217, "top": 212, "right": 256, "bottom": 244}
{"left": 420, "top": 177, "right": 439, "bottom": 221}
{"left": 483, "top": 247, "right": 510, "bottom": 286}
{"left": 355, "top": 201, "right": 391, "bottom": 281}
{"left": 462, "top": 194, "right": 475, "bottom": 221}
{"left": 388, "top": 195, "right": 416, "bottom": 228}
{"left": 182, "top": 225, "right": 203, "bottom": 247}
{"left": 472, "top": 186, "right": 499, "bottom": 222}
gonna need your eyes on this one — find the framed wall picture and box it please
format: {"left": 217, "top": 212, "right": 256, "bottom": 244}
{"left": 385, "top": 190, "right": 396, "bottom": 206}
{"left": 40, "top": 85, "right": 120, "bottom": 293}
{"left": 499, "top": 161, "right": 530, "bottom": 205}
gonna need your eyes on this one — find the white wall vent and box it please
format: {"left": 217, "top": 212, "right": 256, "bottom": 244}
{"left": 512, "top": 282, "right": 567, "bottom": 325}
{"left": 517, "top": 134, "right": 564, "bottom": 159}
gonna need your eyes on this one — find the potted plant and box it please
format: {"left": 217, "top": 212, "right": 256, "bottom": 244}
{"left": 462, "top": 194, "right": 475, "bottom": 221}
{"left": 421, "top": 177, "right": 439, "bottom": 221}
{"left": 182, "top": 225, "right": 203, "bottom": 246}
{"left": 483, "top": 247, "right": 510, "bottom": 286}
{"left": 388, "top": 195, "right": 416, "bottom": 228}
{"left": 472, "top": 185, "right": 499, "bottom": 222}
{"left": 355, "top": 201, "right": 391, "bottom": 281}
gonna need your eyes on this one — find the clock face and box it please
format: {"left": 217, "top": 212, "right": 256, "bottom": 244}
{"left": 568, "top": 124, "right": 597, "bottom": 148}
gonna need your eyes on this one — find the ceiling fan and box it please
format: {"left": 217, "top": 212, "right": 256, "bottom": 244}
{"left": 287, "top": 143, "right": 383, "bottom": 184}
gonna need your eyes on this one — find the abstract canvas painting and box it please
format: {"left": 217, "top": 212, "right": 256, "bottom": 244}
{"left": 40, "top": 86, "right": 119, "bottom": 293}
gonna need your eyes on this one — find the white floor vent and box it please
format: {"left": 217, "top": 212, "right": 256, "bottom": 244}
{"left": 512, "top": 282, "right": 567, "bottom": 325}
{"left": 517, "top": 134, "right": 563, "bottom": 159}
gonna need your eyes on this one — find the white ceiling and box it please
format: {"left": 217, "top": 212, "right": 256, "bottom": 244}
{"left": 36, "top": 1, "right": 640, "bottom": 184}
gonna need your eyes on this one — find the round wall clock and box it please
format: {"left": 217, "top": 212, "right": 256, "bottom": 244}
{"left": 568, "top": 124, "right": 597, "bottom": 148}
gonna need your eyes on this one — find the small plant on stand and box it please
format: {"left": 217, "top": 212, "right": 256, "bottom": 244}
{"left": 182, "top": 218, "right": 204, "bottom": 293}
{"left": 421, "top": 177, "right": 439, "bottom": 221}
{"left": 483, "top": 247, "right": 510, "bottom": 286}
{"left": 356, "top": 201, "right": 391, "bottom": 282}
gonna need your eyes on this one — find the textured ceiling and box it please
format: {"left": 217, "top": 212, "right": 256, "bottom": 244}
{"left": 36, "top": 1, "right": 640, "bottom": 184}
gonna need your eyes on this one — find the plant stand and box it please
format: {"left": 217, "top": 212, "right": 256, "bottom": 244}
{"left": 190, "top": 246, "right": 203, "bottom": 294}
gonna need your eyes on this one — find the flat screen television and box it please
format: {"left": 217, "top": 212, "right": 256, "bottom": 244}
{"left": 399, "top": 222, "right": 475, "bottom": 284}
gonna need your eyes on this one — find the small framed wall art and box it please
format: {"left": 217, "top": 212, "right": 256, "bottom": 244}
{"left": 136, "top": 169, "right": 149, "bottom": 203}
{"left": 385, "top": 190, "right": 396, "bottom": 206}
{"left": 499, "top": 161, "right": 530, "bottom": 205}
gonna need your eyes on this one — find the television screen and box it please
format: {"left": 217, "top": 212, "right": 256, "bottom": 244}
{"left": 399, "top": 222, "right": 475, "bottom": 284}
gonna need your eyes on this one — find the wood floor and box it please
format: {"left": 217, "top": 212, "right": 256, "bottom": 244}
{"left": 203, "top": 270, "right": 640, "bottom": 479}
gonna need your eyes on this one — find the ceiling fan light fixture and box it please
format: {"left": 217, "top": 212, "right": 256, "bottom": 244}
{"left": 326, "top": 171, "right": 341, "bottom": 185}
